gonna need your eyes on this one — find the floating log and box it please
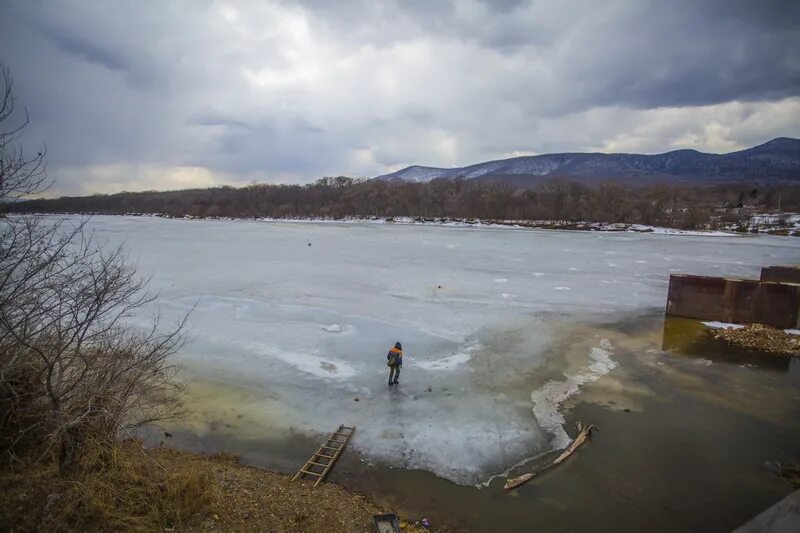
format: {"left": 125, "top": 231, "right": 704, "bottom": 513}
{"left": 503, "top": 420, "right": 595, "bottom": 490}
{"left": 503, "top": 472, "right": 535, "bottom": 490}
{"left": 553, "top": 421, "right": 595, "bottom": 465}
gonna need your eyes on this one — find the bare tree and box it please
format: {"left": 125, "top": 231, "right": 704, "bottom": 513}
{"left": 0, "top": 64, "right": 185, "bottom": 470}
{"left": 0, "top": 65, "right": 49, "bottom": 204}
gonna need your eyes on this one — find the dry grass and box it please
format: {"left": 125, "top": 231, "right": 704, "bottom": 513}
{"left": 1, "top": 440, "right": 212, "bottom": 532}
{"left": 0, "top": 440, "right": 431, "bottom": 532}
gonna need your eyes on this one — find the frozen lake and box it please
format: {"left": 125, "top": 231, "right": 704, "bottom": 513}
{"left": 76, "top": 216, "right": 800, "bottom": 485}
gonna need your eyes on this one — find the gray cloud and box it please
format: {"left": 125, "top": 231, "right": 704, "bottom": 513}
{"left": 0, "top": 0, "right": 798, "bottom": 195}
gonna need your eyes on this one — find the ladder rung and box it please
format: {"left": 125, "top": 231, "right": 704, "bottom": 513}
{"left": 294, "top": 425, "right": 355, "bottom": 487}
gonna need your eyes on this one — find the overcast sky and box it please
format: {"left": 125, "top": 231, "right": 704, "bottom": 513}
{"left": 1, "top": 0, "right": 799, "bottom": 195}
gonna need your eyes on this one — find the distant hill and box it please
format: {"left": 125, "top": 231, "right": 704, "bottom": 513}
{"left": 374, "top": 137, "right": 800, "bottom": 185}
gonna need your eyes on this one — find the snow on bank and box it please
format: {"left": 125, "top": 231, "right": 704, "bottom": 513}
{"left": 745, "top": 213, "right": 800, "bottom": 232}
{"left": 530, "top": 340, "right": 618, "bottom": 449}
{"left": 24, "top": 212, "right": 747, "bottom": 236}
{"left": 704, "top": 322, "right": 800, "bottom": 335}
{"left": 702, "top": 321, "right": 746, "bottom": 330}
{"left": 628, "top": 224, "right": 731, "bottom": 236}
{"left": 252, "top": 216, "right": 740, "bottom": 236}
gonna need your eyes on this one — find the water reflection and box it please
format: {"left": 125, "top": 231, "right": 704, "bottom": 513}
{"left": 661, "top": 316, "right": 790, "bottom": 372}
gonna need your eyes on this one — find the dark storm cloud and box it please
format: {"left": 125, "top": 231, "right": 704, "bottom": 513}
{"left": 0, "top": 0, "right": 798, "bottom": 194}
{"left": 291, "top": 0, "right": 800, "bottom": 109}
{"left": 574, "top": 0, "right": 800, "bottom": 109}
{"left": 38, "top": 23, "right": 128, "bottom": 73}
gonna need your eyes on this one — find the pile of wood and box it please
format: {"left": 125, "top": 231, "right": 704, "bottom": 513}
{"left": 504, "top": 421, "right": 595, "bottom": 490}
{"left": 711, "top": 324, "right": 800, "bottom": 356}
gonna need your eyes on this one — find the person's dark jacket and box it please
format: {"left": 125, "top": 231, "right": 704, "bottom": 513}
{"left": 387, "top": 343, "right": 403, "bottom": 367}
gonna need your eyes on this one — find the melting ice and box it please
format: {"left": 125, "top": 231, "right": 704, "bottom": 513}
{"left": 72, "top": 216, "right": 800, "bottom": 485}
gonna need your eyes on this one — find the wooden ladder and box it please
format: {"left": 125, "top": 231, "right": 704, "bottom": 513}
{"left": 292, "top": 425, "right": 356, "bottom": 487}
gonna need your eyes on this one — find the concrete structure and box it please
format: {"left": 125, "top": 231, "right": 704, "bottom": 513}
{"left": 666, "top": 270, "right": 800, "bottom": 329}
{"left": 761, "top": 265, "right": 800, "bottom": 284}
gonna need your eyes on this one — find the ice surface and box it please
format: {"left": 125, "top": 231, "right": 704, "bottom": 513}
{"left": 66, "top": 216, "right": 800, "bottom": 485}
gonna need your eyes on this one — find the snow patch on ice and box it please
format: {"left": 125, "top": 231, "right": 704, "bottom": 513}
{"left": 234, "top": 339, "right": 358, "bottom": 379}
{"left": 415, "top": 352, "right": 472, "bottom": 371}
{"left": 702, "top": 321, "right": 745, "bottom": 330}
{"left": 493, "top": 278, "right": 508, "bottom": 283}
{"left": 413, "top": 341, "right": 480, "bottom": 371}
{"left": 554, "top": 286, "right": 571, "bottom": 291}
{"left": 321, "top": 323, "right": 354, "bottom": 334}
{"left": 530, "top": 339, "right": 617, "bottom": 449}
{"left": 533, "top": 272, "right": 544, "bottom": 277}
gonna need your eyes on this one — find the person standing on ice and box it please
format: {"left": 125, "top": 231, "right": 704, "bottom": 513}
{"left": 387, "top": 341, "right": 403, "bottom": 386}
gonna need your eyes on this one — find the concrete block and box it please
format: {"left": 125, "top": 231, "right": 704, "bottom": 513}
{"left": 666, "top": 273, "right": 800, "bottom": 329}
{"left": 665, "top": 274, "right": 727, "bottom": 321}
{"left": 761, "top": 265, "right": 800, "bottom": 284}
{"left": 756, "top": 282, "right": 800, "bottom": 329}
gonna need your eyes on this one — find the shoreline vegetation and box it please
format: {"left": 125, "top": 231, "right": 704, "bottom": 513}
{"left": 7, "top": 177, "right": 800, "bottom": 236}
{"left": 0, "top": 439, "right": 430, "bottom": 532}
{"left": 10, "top": 210, "right": 800, "bottom": 237}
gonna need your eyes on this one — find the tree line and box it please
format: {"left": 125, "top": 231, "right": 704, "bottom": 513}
{"left": 9, "top": 175, "right": 800, "bottom": 230}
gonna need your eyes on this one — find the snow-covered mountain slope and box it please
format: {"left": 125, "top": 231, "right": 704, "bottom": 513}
{"left": 374, "top": 137, "right": 800, "bottom": 184}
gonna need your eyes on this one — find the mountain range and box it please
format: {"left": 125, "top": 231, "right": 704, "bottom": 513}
{"left": 374, "top": 137, "right": 800, "bottom": 186}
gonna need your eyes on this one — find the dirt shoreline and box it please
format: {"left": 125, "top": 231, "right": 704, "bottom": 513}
{"left": 150, "top": 447, "right": 432, "bottom": 532}
{"left": 0, "top": 443, "right": 431, "bottom": 532}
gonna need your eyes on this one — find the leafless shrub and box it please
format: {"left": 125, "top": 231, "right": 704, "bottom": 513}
{"left": 0, "top": 64, "right": 185, "bottom": 471}
{"left": 0, "top": 65, "right": 49, "bottom": 203}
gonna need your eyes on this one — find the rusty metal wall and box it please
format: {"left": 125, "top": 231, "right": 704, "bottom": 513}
{"left": 761, "top": 266, "right": 800, "bottom": 284}
{"left": 666, "top": 273, "right": 800, "bottom": 329}
{"left": 728, "top": 279, "right": 760, "bottom": 324}
{"left": 666, "top": 274, "right": 727, "bottom": 320}
{"left": 756, "top": 282, "right": 800, "bottom": 329}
